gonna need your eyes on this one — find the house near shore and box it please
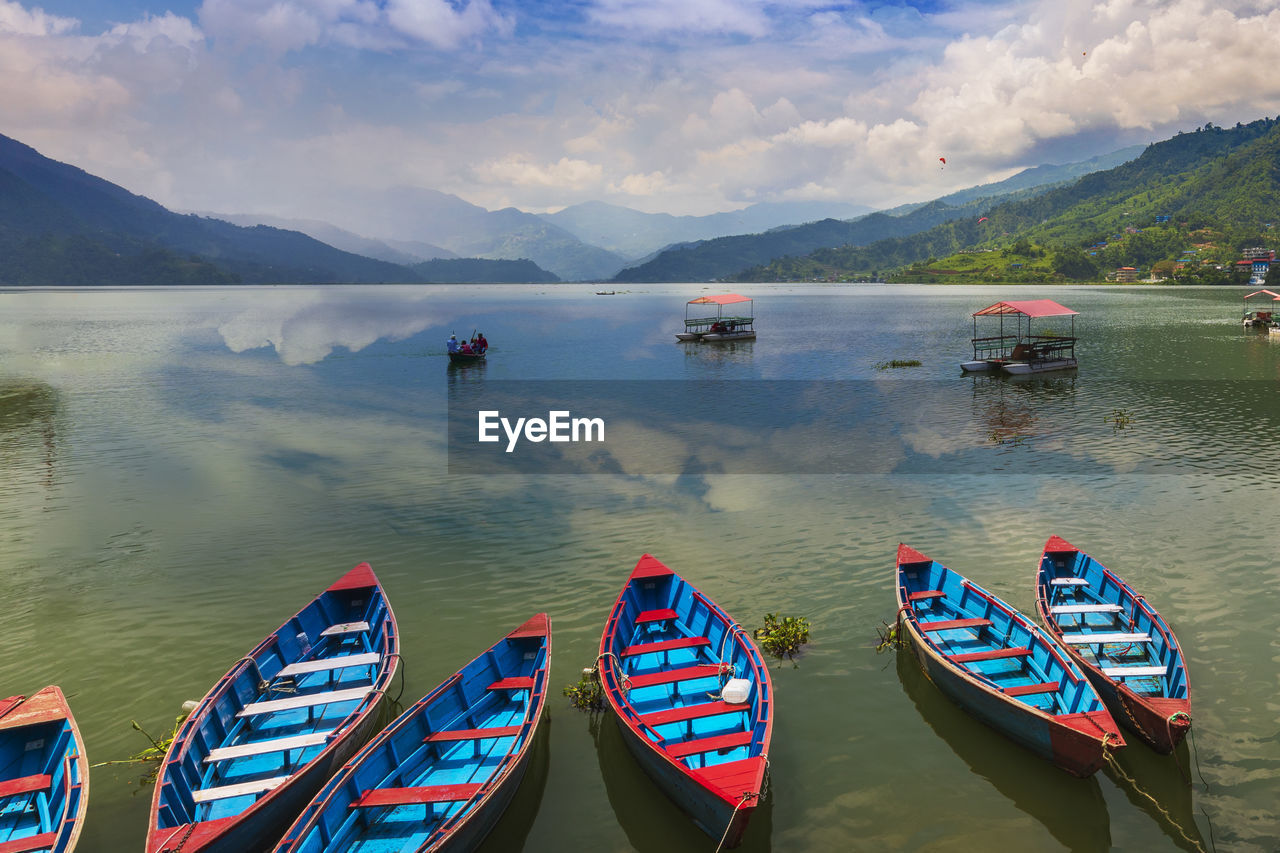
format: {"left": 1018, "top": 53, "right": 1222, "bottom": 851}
{"left": 1111, "top": 266, "right": 1140, "bottom": 282}
{"left": 1240, "top": 248, "right": 1276, "bottom": 285}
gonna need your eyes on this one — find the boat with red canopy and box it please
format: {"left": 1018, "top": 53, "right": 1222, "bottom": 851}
{"left": 961, "top": 299, "right": 1078, "bottom": 374}
{"left": 677, "top": 294, "right": 755, "bottom": 342}
{"left": 1241, "top": 289, "right": 1280, "bottom": 328}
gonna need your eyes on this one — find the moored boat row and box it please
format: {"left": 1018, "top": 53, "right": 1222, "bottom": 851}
{"left": 896, "top": 536, "right": 1191, "bottom": 780}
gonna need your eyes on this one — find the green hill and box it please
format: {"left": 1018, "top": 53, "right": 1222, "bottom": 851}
{"left": 0, "top": 134, "right": 560, "bottom": 285}
{"left": 733, "top": 117, "right": 1280, "bottom": 283}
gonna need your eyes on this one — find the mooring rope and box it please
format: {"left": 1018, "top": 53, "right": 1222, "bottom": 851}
{"left": 593, "top": 652, "right": 631, "bottom": 694}
{"left": 1100, "top": 732, "right": 1209, "bottom": 852}
{"left": 713, "top": 791, "right": 759, "bottom": 853}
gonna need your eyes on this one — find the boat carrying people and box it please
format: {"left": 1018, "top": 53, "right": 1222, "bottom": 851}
{"left": 676, "top": 293, "right": 756, "bottom": 342}
{"left": 961, "top": 299, "right": 1078, "bottom": 374}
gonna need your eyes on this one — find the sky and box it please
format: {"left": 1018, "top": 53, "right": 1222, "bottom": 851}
{"left": 3, "top": 0, "right": 1280, "bottom": 229}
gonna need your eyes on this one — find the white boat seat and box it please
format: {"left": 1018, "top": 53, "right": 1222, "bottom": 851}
{"left": 1062, "top": 632, "right": 1150, "bottom": 645}
{"left": 276, "top": 652, "right": 381, "bottom": 678}
{"left": 1050, "top": 604, "right": 1123, "bottom": 614}
{"left": 1101, "top": 665, "right": 1167, "bottom": 678}
{"left": 191, "top": 775, "right": 289, "bottom": 803}
{"left": 204, "top": 732, "right": 330, "bottom": 763}
{"left": 1050, "top": 578, "right": 1089, "bottom": 586}
{"left": 237, "top": 686, "right": 372, "bottom": 717}
{"left": 320, "top": 621, "right": 369, "bottom": 637}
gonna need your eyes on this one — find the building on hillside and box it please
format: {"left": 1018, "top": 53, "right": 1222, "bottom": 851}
{"left": 1111, "top": 266, "right": 1140, "bottom": 282}
{"left": 1242, "top": 247, "right": 1275, "bottom": 260}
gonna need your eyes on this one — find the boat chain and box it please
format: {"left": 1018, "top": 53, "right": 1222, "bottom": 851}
{"left": 1100, "top": 732, "right": 1211, "bottom": 852}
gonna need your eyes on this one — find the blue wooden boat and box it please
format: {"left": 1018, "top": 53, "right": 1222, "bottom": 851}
{"left": 597, "top": 555, "right": 772, "bottom": 849}
{"left": 896, "top": 544, "right": 1124, "bottom": 776}
{"left": 147, "top": 563, "right": 399, "bottom": 853}
{"left": 0, "top": 686, "right": 88, "bottom": 853}
{"left": 271, "top": 613, "right": 551, "bottom": 853}
{"left": 1035, "top": 536, "right": 1191, "bottom": 754}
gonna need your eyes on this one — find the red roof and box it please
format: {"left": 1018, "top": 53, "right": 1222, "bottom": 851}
{"left": 1244, "top": 289, "right": 1280, "bottom": 300}
{"left": 972, "top": 299, "right": 1078, "bottom": 318}
{"left": 688, "top": 293, "right": 751, "bottom": 305}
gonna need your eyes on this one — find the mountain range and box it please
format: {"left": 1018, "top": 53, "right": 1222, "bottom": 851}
{"left": 1, "top": 125, "right": 1210, "bottom": 287}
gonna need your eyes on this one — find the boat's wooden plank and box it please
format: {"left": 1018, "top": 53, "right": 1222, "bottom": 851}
{"left": 487, "top": 677, "right": 534, "bottom": 692}
{"left": 191, "top": 775, "right": 288, "bottom": 803}
{"left": 920, "top": 618, "right": 992, "bottom": 632}
{"left": 204, "top": 732, "right": 329, "bottom": 763}
{"left": 949, "top": 647, "right": 1031, "bottom": 663}
{"left": 237, "top": 686, "right": 372, "bottom": 717}
{"left": 276, "top": 652, "right": 381, "bottom": 678}
{"left": 628, "top": 665, "right": 725, "bottom": 689}
{"left": 1050, "top": 578, "right": 1089, "bottom": 586}
{"left": 1101, "top": 665, "right": 1167, "bottom": 678}
{"left": 0, "top": 831, "right": 59, "bottom": 853}
{"left": 0, "top": 773, "right": 51, "bottom": 799}
{"left": 320, "top": 621, "right": 369, "bottom": 638}
{"left": 908, "top": 590, "right": 945, "bottom": 602}
{"left": 640, "top": 701, "right": 740, "bottom": 727}
{"left": 1050, "top": 604, "right": 1123, "bottom": 615}
{"left": 621, "top": 636, "right": 710, "bottom": 657}
{"left": 350, "top": 783, "right": 483, "bottom": 808}
{"left": 635, "top": 609, "right": 678, "bottom": 624}
{"left": 1061, "top": 632, "right": 1150, "bottom": 645}
{"left": 425, "top": 726, "right": 522, "bottom": 743}
{"left": 663, "top": 730, "right": 753, "bottom": 759}
{"left": 1002, "top": 682, "right": 1059, "bottom": 697}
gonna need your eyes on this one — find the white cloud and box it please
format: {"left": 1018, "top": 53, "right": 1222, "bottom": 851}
{"left": 586, "top": 0, "right": 771, "bottom": 37}
{"left": 0, "top": 0, "right": 76, "bottom": 36}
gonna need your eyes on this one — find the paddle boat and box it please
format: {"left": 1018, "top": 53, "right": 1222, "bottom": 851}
{"left": 1242, "top": 289, "right": 1280, "bottom": 328}
{"left": 1035, "top": 536, "right": 1190, "bottom": 754}
{"left": 895, "top": 544, "right": 1124, "bottom": 776}
{"left": 0, "top": 686, "right": 89, "bottom": 853}
{"left": 597, "top": 555, "right": 772, "bottom": 849}
{"left": 961, "top": 300, "right": 1078, "bottom": 374}
{"left": 677, "top": 294, "right": 756, "bottom": 342}
{"left": 447, "top": 350, "right": 486, "bottom": 366}
{"left": 147, "top": 563, "right": 399, "bottom": 853}
{"left": 447, "top": 334, "right": 487, "bottom": 365}
{"left": 272, "top": 613, "right": 550, "bottom": 853}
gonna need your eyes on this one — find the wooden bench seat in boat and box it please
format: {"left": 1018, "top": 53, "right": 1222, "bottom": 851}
{"left": 191, "top": 775, "right": 288, "bottom": 804}
{"left": 640, "top": 701, "right": 741, "bottom": 727}
{"left": 949, "top": 648, "right": 1031, "bottom": 663}
{"left": 1061, "top": 632, "right": 1149, "bottom": 645}
{"left": 908, "top": 590, "right": 945, "bottom": 602}
{"left": 204, "top": 732, "right": 330, "bottom": 763}
{"left": 1101, "top": 665, "right": 1167, "bottom": 678}
{"left": 1050, "top": 578, "right": 1089, "bottom": 586}
{"left": 920, "top": 618, "right": 992, "bottom": 632}
{"left": 1049, "top": 604, "right": 1123, "bottom": 615}
{"left": 634, "top": 609, "right": 679, "bottom": 624}
{"left": 1001, "top": 682, "right": 1059, "bottom": 697}
{"left": 628, "top": 665, "right": 725, "bottom": 689}
{"left": 621, "top": 637, "right": 710, "bottom": 657}
{"left": 0, "top": 831, "right": 59, "bottom": 853}
{"left": 237, "top": 686, "right": 372, "bottom": 717}
{"left": 425, "top": 726, "right": 522, "bottom": 743}
{"left": 486, "top": 677, "right": 534, "bottom": 692}
{"left": 663, "top": 730, "right": 753, "bottom": 759}
{"left": 350, "top": 783, "right": 482, "bottom": 808}
{"left": 0, "top": 774, "right": 51, "bottom": 799}
{"left": 276, "top": 652, "right": 381, "bottom": 679}
{"left": 320, "top": 621, "right": 369, "bottom": 637}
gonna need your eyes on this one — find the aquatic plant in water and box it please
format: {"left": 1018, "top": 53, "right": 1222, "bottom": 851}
{"left": 754, "top": 613, "right": 811, "bottom": 665}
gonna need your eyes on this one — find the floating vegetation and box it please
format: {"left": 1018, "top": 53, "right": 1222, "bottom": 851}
{"left": 1105, "top": 408, "right": 1134, "bottom": 431}
{"left": 754, "top": 613, "right": 811, "bottom": 665}
{"left": 91, "top": 703, "right": 195, "bottom": 789}
{"left": 876, "top": 617, "right": 907, "bottom": 653}
{"left": 989, "top": 430, "right": 1028, "bottom": 446}
{"left": 876, "top": 359, "right": 923, "bottom": 369}
{"left": 563, "top": 666, "right": 605, "bottom": 712}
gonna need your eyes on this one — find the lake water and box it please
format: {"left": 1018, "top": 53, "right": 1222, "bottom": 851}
{"left": 0, "top": 283, "right": 1276, "bottom": 852}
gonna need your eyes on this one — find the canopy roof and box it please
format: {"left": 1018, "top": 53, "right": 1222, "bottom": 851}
{"left": 688, "top": 293, "right": 752, "bottom": 305}
{"left": 973, "top": 299, "right": 1078, "bottom": 318}
{"left": 1243, "top": 289, "right": 1280, "bottom": 300}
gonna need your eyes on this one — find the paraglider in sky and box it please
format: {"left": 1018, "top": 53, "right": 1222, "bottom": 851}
{"left": 939, "top": 157, "right": 946, "bottom": 165}
{"left": 978, "top": 217, "right": 989, "bottom": 223}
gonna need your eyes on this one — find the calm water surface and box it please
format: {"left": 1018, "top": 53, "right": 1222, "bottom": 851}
{"left": 0, "top": 284, "right": 1277, "bottom": 852}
